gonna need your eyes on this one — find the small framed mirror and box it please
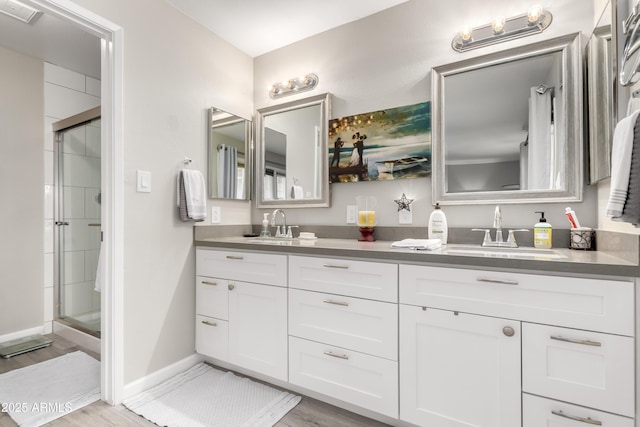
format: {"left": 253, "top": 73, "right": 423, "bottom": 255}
{"left": 432, "top": 33, "right": 582, "bottom": 205}
{"left": 255, "top": 93, "right": 331, "bottom": 208}
{"left": 208, "top": 108, "right": 251, "bottom": 200}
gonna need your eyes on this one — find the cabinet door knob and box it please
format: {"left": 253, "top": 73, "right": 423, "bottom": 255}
{"left": 228, "top": 284, "right": 235, "bottom": 291}
{"left": 502, "top": 326, "right": 515, "bottom": 337}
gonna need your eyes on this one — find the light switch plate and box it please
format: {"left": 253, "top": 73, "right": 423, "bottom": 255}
{"left": 211, "top": 206, "right": 221, "bottom": 224}
{"left": 346, "top": 205, "right": 357, "bottom": 224}
{"left": 399, "top": 209, "right": 412, "bottom": 224}
{"left": 136, "top": 170, "right": 151, "bottom": 193}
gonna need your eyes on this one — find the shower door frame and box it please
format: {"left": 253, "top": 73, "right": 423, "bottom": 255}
{"left": 53, "top": 106, "right": 102, "bottom": 338}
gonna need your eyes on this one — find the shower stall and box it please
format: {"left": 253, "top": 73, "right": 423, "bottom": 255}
{"left": 53, "top": 107, "right": 101, "bottom": 338}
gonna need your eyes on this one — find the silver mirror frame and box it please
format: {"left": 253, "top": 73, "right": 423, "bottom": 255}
{"left": 208, "top": 108, "right": 252, "bottom": 200}
{"left": 255, "top": 93, "right": 331, "bottom": 208}
{"left": 431, "top": 33, "right": 583, "bottom": 205}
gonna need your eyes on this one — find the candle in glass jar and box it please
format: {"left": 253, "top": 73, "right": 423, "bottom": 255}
{"left": 358, "top": 210, "right": 376, "bottom": 227}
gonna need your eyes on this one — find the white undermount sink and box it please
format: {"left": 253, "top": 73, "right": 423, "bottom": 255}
{"left": 444, "top": 245, "right": 567, "bottom": 260}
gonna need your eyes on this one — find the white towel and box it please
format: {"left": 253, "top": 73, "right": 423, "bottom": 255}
{"left": 607, "top": 110, "right": 640, "bottom": 217}
{"left": 391, "top": 239, "right": 442, "bottom": 250}
{"left": 177, "top": 169, "right": 207, "bottom": 221}
{"left": 94, "top": 243, "right": 102, "bottom": 292}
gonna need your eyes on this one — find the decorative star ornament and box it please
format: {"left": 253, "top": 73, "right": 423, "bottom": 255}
{"left": 394, "top": 193, "right": 414, "bottom": 212}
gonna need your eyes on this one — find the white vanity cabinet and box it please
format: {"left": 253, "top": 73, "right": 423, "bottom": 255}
{"left": 288, "top": 255, "right": 399, "bottom": 418}
{"left": 399, "top": 264, "right": 636, "bottom": 427}
{"left": 399, "top": 304, "right": 521, "bottom": 426}
{"left": 195, "top": 248, "right": 288, "bottom": 381}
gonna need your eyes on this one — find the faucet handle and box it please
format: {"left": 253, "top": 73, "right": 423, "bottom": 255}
{"left": 286, "top": 225, "right": 299, "bottom": 238}
{"left": 507, "top": 229, "right": 529, "bottom": 246}
{"left": 471, "top": 228, "right": 492, "bottom": 246}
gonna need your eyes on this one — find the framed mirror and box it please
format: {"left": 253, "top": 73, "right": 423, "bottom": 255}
{"left": 255, "top": 93, "right": 331, "bottom": 208}
{"left": 587, "top": 0, "right": 615, "bottom": 184}
{"left": 432, "top": 33, "right": 582, "bottom": 205}
{"left": 208, "top": 108, "right": 251, "bottom": 200}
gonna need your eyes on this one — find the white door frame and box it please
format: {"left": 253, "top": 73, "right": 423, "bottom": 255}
{"left": 26, "top": 0, "right": 124, "bottom": 405}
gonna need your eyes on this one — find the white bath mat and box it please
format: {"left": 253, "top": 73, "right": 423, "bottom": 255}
{"left": 124, "top": 363, "right": 301, "bottom": 427}
{"left": 0, "top": 350, "right": 101, "bottom": 426}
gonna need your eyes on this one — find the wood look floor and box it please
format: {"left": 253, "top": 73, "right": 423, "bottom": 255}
{"left": 0, "top": 334, "right": 389, "bottom": 427}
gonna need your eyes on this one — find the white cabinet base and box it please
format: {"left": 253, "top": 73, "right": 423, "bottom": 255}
{"left": 195, "top": 315, "right": 228, "bottom": 361}
{"left": 289, "top": 336, "right": 398, "bottom": 419}
{"left": 523, "top": 393, "right": 634, "bottom": 427}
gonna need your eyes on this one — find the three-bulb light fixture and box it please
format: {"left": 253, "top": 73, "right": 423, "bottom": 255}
{"left": 452, "top": 5, "right": 552, "bottom": 52}
{"left": 268, "top": 73, "right": 319, "bottom": 99}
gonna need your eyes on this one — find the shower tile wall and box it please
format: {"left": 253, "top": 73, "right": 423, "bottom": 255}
{"left": 43, "top": 63, "right": 100, "bottom": 334}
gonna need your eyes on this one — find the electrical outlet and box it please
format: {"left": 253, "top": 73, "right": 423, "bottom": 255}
{"left": 211, "top": 206, "right": 221, "bottom": 224}
{"left": 346, "top": 205, "right": 357, "bottom": 224}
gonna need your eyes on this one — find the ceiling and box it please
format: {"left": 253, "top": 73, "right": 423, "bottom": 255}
{"left": 0, "top": 0, "right": 408, "bottom": 79}
{"left": 166, "top": 0, "right": 409, "bottom": 57}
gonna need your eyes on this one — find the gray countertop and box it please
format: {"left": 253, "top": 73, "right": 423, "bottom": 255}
{"left": 194, "top": 235, "right": 640, "bottom": 279}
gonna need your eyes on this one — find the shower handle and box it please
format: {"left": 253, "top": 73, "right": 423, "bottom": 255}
{"left": 55, "top": 221, "right": 69, "bottom": 226}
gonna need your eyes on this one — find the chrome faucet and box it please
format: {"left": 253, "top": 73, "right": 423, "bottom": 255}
{"left": 271, "top": 209, "right": 287, "bottom": 237}
{"left": 472, "top": 205, "right": 529, "bottom": 248}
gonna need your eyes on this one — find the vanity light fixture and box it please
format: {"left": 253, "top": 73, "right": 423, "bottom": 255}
{"left": 452, "top": 5, "right": 552, "bottom": 52}
{"left": 268, "top": 73, "right": 319, "bottom": 99}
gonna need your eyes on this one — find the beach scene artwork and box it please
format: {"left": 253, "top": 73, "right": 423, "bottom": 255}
{"left": 328, "top": 101, "right": 431, "bottom": 183}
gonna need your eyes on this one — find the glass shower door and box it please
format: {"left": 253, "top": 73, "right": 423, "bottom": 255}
{"left": 55, "top": 112, "right": 101, "bottom": 337}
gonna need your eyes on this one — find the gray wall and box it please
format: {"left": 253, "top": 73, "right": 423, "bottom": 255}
{"left": 0, "top": 46, "right": 44, "bottom": 336}
{"left": 253, "top": 0, "right": 598, "bottom": 230}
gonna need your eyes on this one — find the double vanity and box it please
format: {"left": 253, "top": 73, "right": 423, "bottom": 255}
{"left": 194, "top": 232, "right": 639, "bottom": 427}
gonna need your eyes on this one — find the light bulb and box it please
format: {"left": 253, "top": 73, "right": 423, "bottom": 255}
{"left": 460, "top": 26, "right": 472, "bottom": 41}
{"left": 528, "top": 5, "right": 543, "bottom": 24}
{"left": 492, "top": 16, "right": 505, "bottom": 34}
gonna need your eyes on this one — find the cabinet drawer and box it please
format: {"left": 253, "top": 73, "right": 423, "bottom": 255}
{"left": 523, "top": 393, "right": 634, "bottom": 427}
{"left": 196, "top": 248, "right": 287, "bottom": 287}
{"left": 196, "top": 276, "right": 228, "bottom": 319}
{"left": 289, "top": 289, "right": 397, "bottom": 360}
{"left": 195, "top": 315, "right": 228, "bottom": 361}
{"left": 289, "top": 255, "right": 397, "bottom": 302}
{"left": 522, "top": 323, "right": 635, "bottom": 417}
{"left": 289, "top": 336, "right": 398, "bottom": 418}
{"left": 400, "top": 265, "right": 634, "bottom": 335}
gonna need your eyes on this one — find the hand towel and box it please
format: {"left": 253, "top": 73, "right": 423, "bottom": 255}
{"left": 606, "top": 110, "right": 640, "bottom": 217}
{"left": 290, "top": 185, "right": 304, "bottom": 199}
{"left": 177, "top": 169, "right": 207, "bottom": 221}
{"left": 391, "top": 238, "right": 442, "bottom": 250}
{"left": 617, "top": 113, "right": 640, "bottom": 225}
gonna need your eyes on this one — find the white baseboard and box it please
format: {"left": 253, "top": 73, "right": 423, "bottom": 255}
{"left": 0, "top": 326, "right": 45, "bottom": 344}
{"left": 122, "top": 352, "right": 204, "bottom": 400}
{"left": 52, "top": 321, "right": 100, "bottom": 354}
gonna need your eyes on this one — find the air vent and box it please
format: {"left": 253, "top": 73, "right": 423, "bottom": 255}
{"left": 0, "top": 0, "right": 40, "bottom": 24}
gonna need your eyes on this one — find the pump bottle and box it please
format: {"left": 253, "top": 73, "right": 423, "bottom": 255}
{"left": 260, "top": 213, "right": 271, "bottom": 238}
{"left": 428, "top": 203, "right": 448, "bottom": 244}
{"left": 534, "top": 211, "right": 552, "bottom": 248}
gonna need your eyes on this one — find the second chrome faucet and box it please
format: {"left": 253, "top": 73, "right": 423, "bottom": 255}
{"left": 472, "top": 206, "right": 529, "bottom": 248}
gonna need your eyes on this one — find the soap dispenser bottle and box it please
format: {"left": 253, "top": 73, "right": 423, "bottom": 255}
{"left": 260, "top": 213, "right": 271, "bottom": 238}
{"left": 534, "top": 211, "right": 552, "bottom": 248}
{"left": 428, "top": 202, "right": 448, "bottom": 244}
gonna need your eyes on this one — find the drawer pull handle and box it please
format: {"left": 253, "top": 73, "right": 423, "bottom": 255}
{"left": 201, "top": 320, "right": 217, "bottom": 327}
{"left": 551, "top": 410, "right": 602, "bottom": 425}
{"left": 550, "top": 336, "right": 602, "bottom": 347}
{"left": 201, "top": 281, "right": 217, "bottom": 286}
{"left": 476, "top": 277, "right": 519, "bottom": 286}
{"left": 228, "top": 284, "right": 235, "bottom": 291}
{"left": 323, "top": 264, "right": 349, "bottom": 269}
{"left": 226, "top": 255, "right": 244, "bottom": 260}
{"left": 323, "top": 299, "right": 349, "bottom": 307}
{"left": 324, "top": 351, "right": 349, "bottom": 360}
